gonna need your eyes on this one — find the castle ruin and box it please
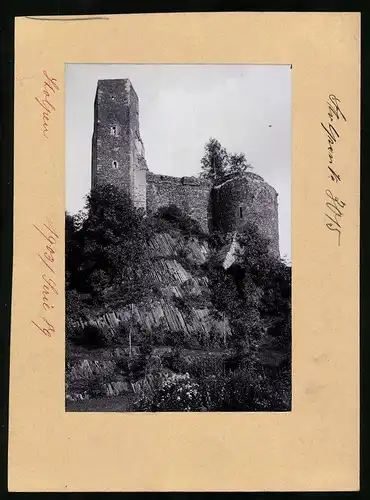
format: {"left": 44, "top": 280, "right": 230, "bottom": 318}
{"left": 91, "top": 79, "right": 280, "bottom": 257}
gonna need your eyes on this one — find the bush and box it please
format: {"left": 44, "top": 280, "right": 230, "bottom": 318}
{"left": 162, "top": 330, "right": 185, "bottom": 348}
{"left": 208, "top": 230, "right": 234, "bottom": 250}
{"left": 161, "top": 348, "right": 184, "bottom": 372}
{"left": 66, "top": 184, "right": 152, "bottom": 313}
{"left": 182, "top": 355, "right": 226, "bottom": 379}
{"left": 115, "top": 357, "right": 130, "bottom": 374}
{"left": 131, "top": 369, "right": 248, "bottom": 412}
{"left": 132, "top": 354, "right": 290, "bottom": 412}
{"left": 67, "top": 323, "right": 111, "bottom": 348}
{"left": 127, "top": 344, "right": 154, "bottom": 382}
{"left": 133, "top": 372, "right": 204, "bottom": 412}
{"left": 85, "top": 372, "right": 113, "bottom": 398}
{"left": 173, "top": 296, "right": 192, "bottom": 318}
{"left": 66, "top": 290, "right": 90, "bottom": 321}
{"left": 197, "top": 362, "right": 291, "bottom": 411}
{"left": 157, "top": 204, "right": 183, "bottom": 223}
{"left": 149, "top": 326, "right": 167, "bottom": 345}
{"left": 154, "top": 205, "right": 206, "bottom": 238}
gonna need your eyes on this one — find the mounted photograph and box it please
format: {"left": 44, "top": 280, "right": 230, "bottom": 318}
{"left": 65, "top": 64, "right": 292, "bottom": 412}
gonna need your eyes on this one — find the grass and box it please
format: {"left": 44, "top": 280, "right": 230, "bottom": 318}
{"left": 66, "top": 394, "right": 134, "bottom": 412}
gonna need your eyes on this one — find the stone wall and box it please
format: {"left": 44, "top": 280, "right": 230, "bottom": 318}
{"left": 146, "top": 173, "right": 213, "bottom": 232}
{"left": 132, "top": 161, "right": 147, "bottom": 211}
{"left": 212, "top": 172, "right": 280, "bottom": 257}
{"left": 91, "top": 79, "right": 280, "bottom": 256}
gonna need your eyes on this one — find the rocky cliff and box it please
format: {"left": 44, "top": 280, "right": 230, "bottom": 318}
{"left": 70, "top": 231, "right": 231, "bottom": 343}
{"left": 66, "top": 229, "right": 233, "bottom": 403}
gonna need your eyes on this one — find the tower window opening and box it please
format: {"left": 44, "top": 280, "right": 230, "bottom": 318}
{"left": 111, "top": 95, "right": 115, "bottom": 100}
{"left": 110, "top": 126, "right": 117, "bottom": 136}
{"left": 112, "top": 160, "right": 118, "bottom": 169}
{"left": 239, "top": 206, "right": 243, "bottom": 219}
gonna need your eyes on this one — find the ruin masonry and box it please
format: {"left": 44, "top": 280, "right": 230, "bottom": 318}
{"left": 91, "top": 78, "right": 280, "bottom": 257}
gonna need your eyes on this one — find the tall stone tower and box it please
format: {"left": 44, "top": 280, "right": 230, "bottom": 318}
{"left": 91, "top": 79, "right": 148, "bottom": 210}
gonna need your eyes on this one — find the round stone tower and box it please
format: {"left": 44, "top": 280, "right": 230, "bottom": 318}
{"left": 211, "top": 172, "right": 280, "bottom": 258}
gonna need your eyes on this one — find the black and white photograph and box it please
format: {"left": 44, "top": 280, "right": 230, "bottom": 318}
{"left": 65, "top": 64, "right": 291, "bottom": 412}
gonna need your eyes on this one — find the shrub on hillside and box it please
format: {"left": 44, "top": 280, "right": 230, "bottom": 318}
{"left": 85, "top": 371, "right": 115, "bottom": 399}
{"left": 127, "top": 344, "right": 154, "bottom": 382}
{"left": 133, "top": 372, "right": 204, "bottom": 412}
{"left": 132, "top": 358, "right": 290, "bottom": 412}
{"left": 197, "top": 363, "right": 291, "bottom": 411}
{"left": 67, "top": 323, "right": 111, "bottom": 348}
{"left": 66, "top": 289, "right": 91, "bottom": 321}
{"left": 154, "top": 204, "right": 206, "bottom": 238}
{"left": 161, "top": 348, "right": 184, "bottom": 372}
{"left": 66, "top": 184, "right": 152, "bottom": 312}
{"left": 182, "top": 355, "right": 226, "bottom": 379}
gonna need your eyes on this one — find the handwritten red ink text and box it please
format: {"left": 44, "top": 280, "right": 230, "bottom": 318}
{"left": 32, "top": 219, "right": 59, "bottom": 337}
{"left": 35, "top": 71, "right": 60, "bottom": 139}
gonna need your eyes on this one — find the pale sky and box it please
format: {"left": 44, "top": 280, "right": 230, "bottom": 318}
{"left": 66, "top": 64, "right": 291, "bottom": 260}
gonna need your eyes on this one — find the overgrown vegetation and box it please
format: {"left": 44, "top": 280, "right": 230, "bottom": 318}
{"left": 66, "top": 184, "right": 151, "bottom": 318}
{"left": 148, "top": 203, "right": 208, "bottom": 240}
{"left": 132, "top": 361, "right": 290, "bottom": 412}
{"left": 207, "top": 223, "right": 291, "bottom": 354}
{"left": 66, "top": 182, "right": 291, "bottom": 412}
{"left": 66, "top": 185, "right": 208, "bottom": 322}
{"left": 199, "top": 137, "right": 252, "bottom": 186}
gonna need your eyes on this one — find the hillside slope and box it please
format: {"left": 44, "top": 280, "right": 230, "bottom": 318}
{"left": 66, "top": 229, "right": 233, "bottom": 403}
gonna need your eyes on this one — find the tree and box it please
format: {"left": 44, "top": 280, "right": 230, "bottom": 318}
{"left": 65, "top": 211, "right": 84, "bottom": 291}
{"left": 228, "top": 152, "right": 252, "bottom": 176}
{"left": 66, "top": 184, "right": 151, "bottom": 308}
{"left": 65, "top": 212, "right": 74, "bottom": 289}
{"left": 208, "top": 222, "right": 291, "bottom": 354}
{"left": 199, "top": 138, "right": 252, "bottom": 186}
{"left": 199, "top": 138, "right": 229, "bottom": 185}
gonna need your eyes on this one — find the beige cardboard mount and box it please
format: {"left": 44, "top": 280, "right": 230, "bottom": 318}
{"left": 10, "top": 13, "right": 360, "bottom": 492}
